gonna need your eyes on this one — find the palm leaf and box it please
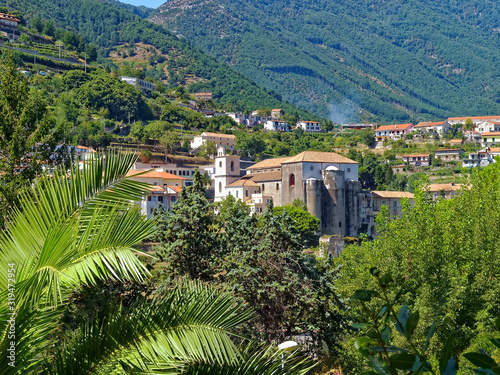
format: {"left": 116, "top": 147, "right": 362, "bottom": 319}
{"left": 49, "top": 282, "right": 255, "bottom": 374}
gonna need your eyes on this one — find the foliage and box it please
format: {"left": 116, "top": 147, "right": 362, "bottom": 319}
{"left": 0, "top": 57, "right": 66, "bottom": 227}
{"left": 273, "top": 205, "right": 320, "bottom": 246}
{"left": 336, "top": 164, "right": 500, "bottom": 371}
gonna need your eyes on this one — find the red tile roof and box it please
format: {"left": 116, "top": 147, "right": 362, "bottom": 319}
{"left": 376, "top": 123, "right": 413, "bottom": 131}
{"left": 126, "top": 170, "right": 186, "bottom": 180}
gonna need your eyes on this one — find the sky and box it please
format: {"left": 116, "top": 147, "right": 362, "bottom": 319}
{"left": 120, "top": 0, "right": 165, "bottom": 8}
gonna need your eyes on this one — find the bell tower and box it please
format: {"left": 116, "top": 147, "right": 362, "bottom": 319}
{"left": 214, "top": 147, "right": 240, "bottom": 202}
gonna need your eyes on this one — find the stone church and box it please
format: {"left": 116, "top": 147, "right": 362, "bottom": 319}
{"left": 213, "top": 148, "right": 375, "bottom": 237}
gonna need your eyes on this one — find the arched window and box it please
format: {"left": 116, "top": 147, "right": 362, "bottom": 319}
{"left": 219, "top": 181, "right": 222, "bottom": 193}
{"left": 289, "top": 174, "right": 295, "bottom": 187}
{"left": 230, "top": 161, "right": 234, "bottom": 172}
{"left": 219, "top": 161, "right": 222, "bottom": 168}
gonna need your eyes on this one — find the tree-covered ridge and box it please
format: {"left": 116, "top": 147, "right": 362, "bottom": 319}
{"left": 152, "top": 0, "right": 500, "bottom": 122}
{"left": 2, "top": 0, "right": 313, "bottom": 116}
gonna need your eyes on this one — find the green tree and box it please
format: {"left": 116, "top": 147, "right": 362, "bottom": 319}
{"left": 273, "top": 205, "right": 320, "bottom": 246}
{"left": 0, "top": 57, "right": 65, "bottom": 227}
{"left": 464, "top": 117, "right": 474, "bottom": 131}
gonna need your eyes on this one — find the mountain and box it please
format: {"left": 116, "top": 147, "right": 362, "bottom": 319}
{"left": 2, "top": 0, "right": 315, "bottom": 117}
{"left": 151, "top": 0, "right": 500, "bottom": 122}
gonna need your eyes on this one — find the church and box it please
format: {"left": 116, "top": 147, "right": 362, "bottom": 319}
{"left": 213, "top": 148, "right": 374, "bottom": 236}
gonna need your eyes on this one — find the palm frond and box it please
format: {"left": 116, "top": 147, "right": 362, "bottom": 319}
{"left": 50, "top": 282, "right": 255, "bottom": 374}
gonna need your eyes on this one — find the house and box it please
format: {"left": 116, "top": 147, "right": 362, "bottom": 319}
{"left": 371, "top": 191, "right": 414, "bottom": 217}
{"left": 462, "top": 147, "right": 500, "bottom": 168}
{"left": 264, "top": 119, "right": 290, "bottom": 132}
{"left": 296, "top": 121, "right": 322, "bottom": 132}
{"left": 141, "top": 185, "right": 181, "bottom": 218}
{"left": 225, "top": 178, "right": 260, "bottom": 201}
{"left": 402, "top": 154, "right": 430, "bottom": 167}
{"left": 434, "top": 148, "right": 464, "bottom": 162}
{"left": 375, "top": 123, "right": 414, "bottom": 141}
{"left": 448, "top": 116, "right": 500, "bottom": 125}
{"left": 413, "top": 121, "right": 451, "bottom": 136}
{"left": 271, "top": 109, "right": 284, "bottom": 119}
{"left": 190, "top": 132, "right": 236, "bottom": 151}
{"left": 481, "top": 132, "right": 500, "bottom": 147}
{"left": 226, "top": 113, "right": 266, "bottom": 127}
{"left": 475, "top": 121, "right": 500, "bottom": 134}
{"left": 246, "top": 193, "right": 273, "bottom": 214}
{"left": 194, "top": 92, "right": 213, "bottom": 101}
{"left": 449, "top": 139, "right": 463, "bottom": 147}
{"left": 0, "top": 13, "right": 20, "bottom": 30}
{"left": 126, "top": 170, "right": 186, "bottom": 187}
{"left": 120, "top": 76, "right": 154, "bottom": 93}
{"left": 427, "top": 183, "right": 463, "bottom": 200}
{"left": 133, "top": 160, "right": 202, "bottom": 187}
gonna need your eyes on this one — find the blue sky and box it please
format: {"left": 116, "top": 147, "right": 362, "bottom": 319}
{"left": 120, "top": 0, "right": 165, "bottom": 8}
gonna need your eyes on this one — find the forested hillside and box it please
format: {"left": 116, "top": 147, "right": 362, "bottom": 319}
{"left": 3, "top": 0, "right": 312, "bottom": 115}
{"left": 151, "top": 0, "right": 500, "bottom": 122}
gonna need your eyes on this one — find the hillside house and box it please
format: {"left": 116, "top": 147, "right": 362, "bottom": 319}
{"left": 434, "top": 148, "right": 464, "bottom": 161}
{"left": 481, "top": 132, "right": 500, "bottom": 147}
{"left": 402, "top": 154, "right": 430, "bottom": 167}
{"left": 120, "top": 76, "right": 154, "bottom": 93}
{"left": 141, "top": 185, "right": 181, "bottom": 218}
{"left": 413, "top": 121, "right": 451, "bottom": 136}
{"left": 371, "top": 191, "right": 414, "bottom": 217}
{"left": 475, "top": 121, "right": 500, "bottom": 134}
{"left": 448, "top": 116, "right": 500, "bottom": 125}
{"left": 296, "top": 121, "right": 321, "bottom": 132}
{"left": 264, "top": 119, "right": 290, "bottom": 132}
{"left": 427, "top": 183, "right": 463, "bottom": 200}
{"left": 0, "top": 13, "right": 19, "bottom": 31}
{"left": 462, "top": 147, "right": 500, "bottom": 168}
{"left": 194, "top": 92, "right": 212, "bottom": 101}
{"left": 375, "top": 123, "right": 413, "bottom": 141}
{"left": 190, "top": 132, "right": 236, "bottom": 151}
{"left": 449, "top": 139, "right": 463, "bottom": 147}
{"left": 227, "top": 112, "right": 266, "bottom": 127}
{"left": 271, "top": 109, "right": 284, "bottom": 119}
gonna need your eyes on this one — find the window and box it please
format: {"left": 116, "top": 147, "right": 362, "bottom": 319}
{"left": 171, "top": 196, "right": 175, "bottom": 203}
{"left": 393, "top": 202, "right": 397, "bottom": 211}
{"left": 310, "top": 165, "right": 314, "bottom": 171}
{"left": 245, "top": 190, "right": 248, "bottom": 197}
{"left": 339, "top": 221, "right": 342, "bottom": 228}
{"left": 219, "top": 182, "right": 222, "bottom": 193}
{"left": 262, "top": 184, "right": 265, "bottom": 192}
{"left": 230, "top": 161, "right": 234, "bottom": 172}
{"left": 147, "top": 196, "right": 152, "bottom": 201}
{"left": 236, "top": 190, "right": 239, "bottom": 198}
{"left": 289, "top": 174, "right": 295, "bottom": 186}
{"left": 276, "top": 183, "right": 279, "bottom": 191}
{"left": 158, "top": 196, "right": 163, "bottom": 202}
{"left": 150, "top": 208, "right": 154, "bottom": 214}
{"left": 219, "top": 161, "right": 222, "bottom": 168}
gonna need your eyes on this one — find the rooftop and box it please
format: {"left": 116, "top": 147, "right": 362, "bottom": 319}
{"left": 226, "top": 179, "right": 259, "bottom": 187}
{"left": 428, "top": 183, "right": 463, "bottom": 192}
{"left": 448, "top": 116, "right": 500, "bottom": 121}
{"left": 376, "top": 123, "right": 413, "bottom": 131}
{"left": 481, "top": 132, "right": 500, "bottom": 136}
{"left": 248, "top": 151, "right": 357, "bottom": 170}
{"left": 201, "top": 132, "right": 236, "bottom": 139}
{"left": 414, "top": 121, "right": 448, "bottom": 128}
{"left": 372, "top": 191, "right": 415, "bottom": 199}
{"left": 126, "top": 170, "right": 187, "bottom": 180}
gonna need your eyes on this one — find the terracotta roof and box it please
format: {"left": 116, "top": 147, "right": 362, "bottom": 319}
{"left": 167, "top": 185, "right": 183, "bottom": 193}
{"left": 428, "top": 183, "right": 463, "bottom": 192}
{"left": 201, "top": 132, "right": 236, "bottom": 139}
{"left": 271, "top": 109, "right": 282, "bottom": 112}
{"left": 247, "top": 171, "right": 282, "bottom": 182}
{"left": 372, "top": 191, "right": 414, "bottom": 199}
{"left": 448, "top": 116, "right": 500, "bottom": 121}
{"left": 300, "top": 121, "right": 321, "bottom": 124}
{"left": 147, "top": 185, "right": 166, "bottom": 193}
{"left": 226, "top": 179, "right": 259, "bottom": 187}
{"left": 489, "top": 147, "right": 500, "bottom": 153}
{"left": 76, "top": 145, "right": 89, "bottom": 150}
{"left": 415, "top": 121, "right": 447, "bottom": 128}
{"left": 481, "top": 132, "right": 500, "bottom": 136}
{"left": 282, "top": 151, "right": 357, "bottom": 165}
{"left": 376, "top": 123, "right": 413, "bottom": 131}
{"left": 435, "top": 148, "right": 463, "bottom": 152}
{"left": 247, "top": 156, "right": 292, "bottom": 170}
{"left": 126, "top": 170, "right": 186, "bottom": 180}
{"left": 0, "top": 13, "right": 20, "bottom": 22}
{"left": 450, "top": 139, "right": 463, "bottom": 143}
{"left": 402, "top": 154, "right": 430, "bottom": 158}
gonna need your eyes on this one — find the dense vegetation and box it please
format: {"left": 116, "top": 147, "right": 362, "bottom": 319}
{"left": 2, "top": 0, "right": 314, "bottom": 116}
{"left": 153, "top": 0, "right": 500, "bottom": 122}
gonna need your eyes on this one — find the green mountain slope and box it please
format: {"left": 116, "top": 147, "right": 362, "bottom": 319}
{"left": 150, "top": 0, "right": 500, "bottom": 122}
{"left": 3, "top": 0, "right": 314, "bottom": 117}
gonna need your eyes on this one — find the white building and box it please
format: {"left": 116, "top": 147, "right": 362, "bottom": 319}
{"left": 296, "top": 121, "right": 321, "bottom": 132}
{"left": 120, "top": 76, "right": 154, "bottom": 92}
{"left": 214, "top": 148, "right": 241, "bottom": 202}
{"left": 475, "top": 121, "right": 500, "bottom": 134}
{"left": 413, "top": 121, "right": 451, "bottom": 136}
{"left": 141, "top": 185, "right": 181, "bottom": 218}
{"left": 190, "top": 132, "right": 236, "bottom": 151}
{"left": 264, "top": 120, "right": 290, "bottom": 132}
{"left": 448, "top": 116, "right": 500, "bottom": 125}
{"left": 375, "top": 123, "right": 414, "bottom": 141}
{"left": 226, "top": 113, "right": 267, "bottom": 127}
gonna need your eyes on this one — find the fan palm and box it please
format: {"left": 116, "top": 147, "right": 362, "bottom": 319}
{"left": 0, "top": 152, "right": 314, "bottom": 374}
